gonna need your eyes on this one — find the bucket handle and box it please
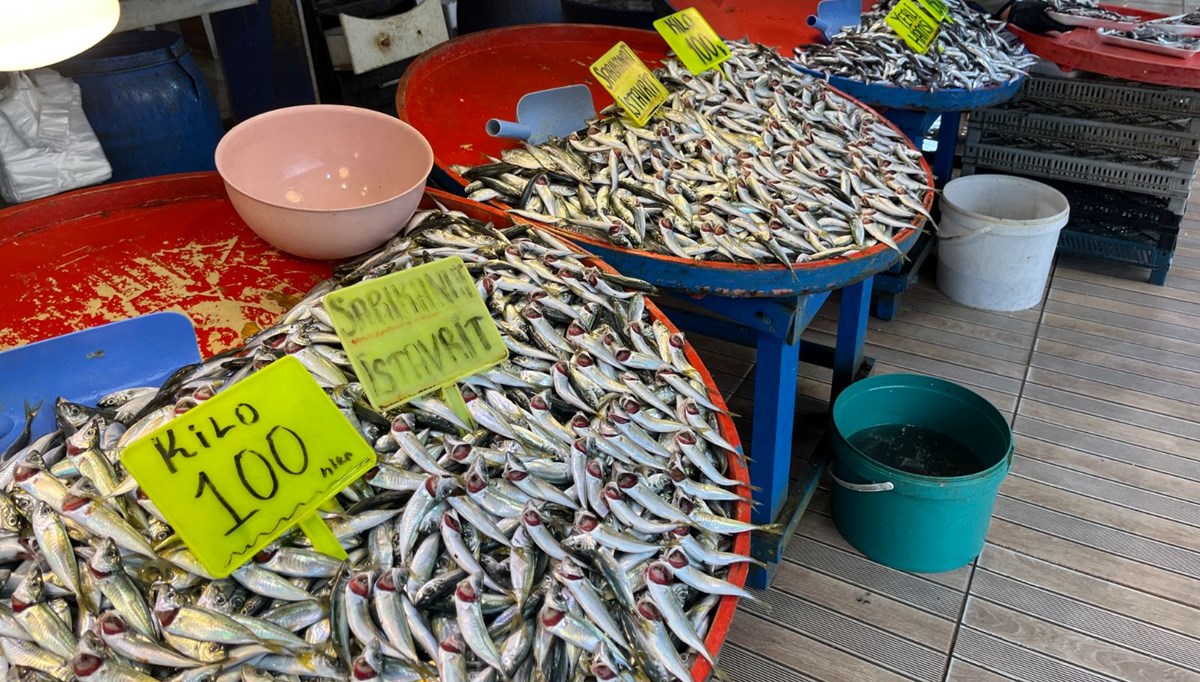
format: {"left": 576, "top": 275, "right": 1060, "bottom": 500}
{"left": 829, "top": 466, "right": 894, "bottom": 493}
{"left": 937, "top": 224, "right": 993, "bottom": 243}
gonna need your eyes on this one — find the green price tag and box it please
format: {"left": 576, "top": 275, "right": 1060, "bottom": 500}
{"left": 589, "top": 41, "right": 670, "bottom": 127}
{"left": 917, "top": 0, "right": 951, "bottom": 22}
{"left": 325, "top": 256, "right": 507, "bottom": 413}
{"left": 885, "top": 0, "right": 942, "bottom": 54}
{"left": 122, "top": 356, "right": 376, "bottom": 578}
{"left": 653, "top": 7, "right": 732, "bottom": 75}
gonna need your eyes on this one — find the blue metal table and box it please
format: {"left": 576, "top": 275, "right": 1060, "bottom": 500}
{"left": 794, "top": 68, "right": 1025, "bottom": 319}
{"left": 535, "top": 227, "right": 922, "bottom": 588}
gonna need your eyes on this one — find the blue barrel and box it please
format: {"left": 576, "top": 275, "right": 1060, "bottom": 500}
{"left": 55, "top": 31, "right": 224, "bottom": 181}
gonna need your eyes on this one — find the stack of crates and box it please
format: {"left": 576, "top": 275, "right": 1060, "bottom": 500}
{"left": 961, "top": 74, "right": 1200, "bottom": 285}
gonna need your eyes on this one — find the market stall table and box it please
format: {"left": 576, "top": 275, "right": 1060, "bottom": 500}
{"left": 666, "top": 0, "right": 1024, "bottom": 318}
{"left": 396, "top": 24, "right": 932, "bottom": 587}
{"left": 0, "top": 172, "right": 750, "bottom": 680}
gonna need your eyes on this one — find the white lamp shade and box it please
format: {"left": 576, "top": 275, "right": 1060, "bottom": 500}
{"left": 0, "top": 0, "right": 121, "bottom": 72}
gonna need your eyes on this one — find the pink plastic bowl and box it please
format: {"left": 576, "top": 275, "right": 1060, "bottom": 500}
{"left": 215, "top": 104, "right": 433, "bottom": 260}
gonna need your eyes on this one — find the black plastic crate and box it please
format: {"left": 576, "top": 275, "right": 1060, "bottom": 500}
{"left": 1058, "top": 228, "right": 1177, "bottom": 285}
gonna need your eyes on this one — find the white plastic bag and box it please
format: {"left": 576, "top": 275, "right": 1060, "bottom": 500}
{"left": 0, "top": 68, "right": 112, "bottom": 203}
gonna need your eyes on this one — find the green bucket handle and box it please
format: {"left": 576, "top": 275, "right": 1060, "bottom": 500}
{"left": 829, "top": 465, "right": 894, "bottom": 493}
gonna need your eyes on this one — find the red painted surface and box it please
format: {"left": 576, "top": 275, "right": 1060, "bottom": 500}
{"left": 397, "top": 24, "right": 670, "bottom": 170}
{"left": 0, "top": 173, "right": 332, "bottom": 356}
{"left": 664, "top": 0, "right": 877, "bottom": 50}
{"left": 396, "top": 24, "right": 934, "bottom": 295}
{"left": 1014, "top": 7, "right": 1200, "bottom": 88}
{"left": 0, "top": 173, "right": 748, "bottom": 676}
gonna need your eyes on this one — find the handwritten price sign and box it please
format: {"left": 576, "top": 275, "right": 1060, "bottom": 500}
{"left": 886, "top": 0, "right": 942, "bottom": 54}
{"left": 325, "top": 256, "right": 507, "bottom": 413}
{"left": 590, "top": 42, "right": 670, "bottom": 127}
{"left": 653, "top": 8, "right": 731, "bottom": 75}
{"left": 122, "top": 356, "right": 375, "bottom": 577}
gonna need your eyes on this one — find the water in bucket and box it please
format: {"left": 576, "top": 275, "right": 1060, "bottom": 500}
{"left": 848, "top": 424, "right": 985, "bottom": 478}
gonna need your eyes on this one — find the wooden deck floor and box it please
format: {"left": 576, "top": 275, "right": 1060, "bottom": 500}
{"left": 687, "top": 210, "right": 1200, "bottom": 681}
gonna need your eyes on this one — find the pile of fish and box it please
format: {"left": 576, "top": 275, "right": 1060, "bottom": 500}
{"left": 791, "top": 0, "right": 1037, "bottom": 90}
{"left": 1148, "top": 11, "right": 1200, "bottom": 26}
{"left": 0, "top": 208, "right": 764, "bottom": 682}
{"left": 456, "top": 40, "right": 932, "bottom": 267}
{"left": 1099, "top": 25, "right": 1200, "bottom": 49}
{"left": 1047, "top": 0, "right": 1126, "bottom": 21}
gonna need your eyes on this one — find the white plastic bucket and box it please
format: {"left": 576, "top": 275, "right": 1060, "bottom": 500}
{"left": 936, "top": 175, "right": 1070, "bottom": 312}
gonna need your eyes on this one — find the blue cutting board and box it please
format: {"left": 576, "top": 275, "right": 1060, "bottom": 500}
{"left": 0, "top": 312, "right": 202, "bottom": 452}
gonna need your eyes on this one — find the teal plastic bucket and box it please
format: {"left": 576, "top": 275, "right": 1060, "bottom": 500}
{"left": 830, "top": 374, "right": 1014, "bottom": 573}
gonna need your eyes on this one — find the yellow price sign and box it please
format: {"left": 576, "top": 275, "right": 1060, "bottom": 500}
{"left": 324, "top": 256, "right": 507, "bottom": 413}
{"left": 653, "top": 7, "right": 731, "bottom": 75}
{"left": 122, "top": 356, "right": 376, "bottom": 577}
{"left": 917, "top": 0, "right": 952, "bottom": 22}
{"left": 589, "top": 41, "right": 670, "bottom": 127}
{"left": 886, "top": 0, "right": 942, "bottom": 54}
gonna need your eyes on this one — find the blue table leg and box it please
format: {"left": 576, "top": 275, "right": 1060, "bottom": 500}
{"left": 933, "top": 111, "right": 961, "bottom": 187}
{"left": 745, "top": 328, "right": 800, "bottom": 589}
{"left": 833, "top": 278, "right": 872, "bottom": 402}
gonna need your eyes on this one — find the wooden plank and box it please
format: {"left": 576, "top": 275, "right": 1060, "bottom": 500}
{"left": 740, "top": 581, "right": 947, "bottom": 681}
{"left": 1037, "top": 324, "right": 1200, "bottom": 374}
{"left": 768, "top": 560, "right": 957, "bottom": 652}
{"left": 962, "top": 598, "right": 1200, "bottom": 682}
{"left": 726, "top": 612, "right": 914, "bottom": 682}
{"left": 720, "top": 644, "right": 820, "bottom": 682}
{"left": 953, "top": 627, "right": 1125, "bottom": 682}
{"left": 1000, "top": 474, "right": 1200, "bottom": 552}
{"left": 1043, "top": 299, "right": 1200, "bottom": 345}
{"left": 883, "top": 287, "right": 1041, "bottom": 335}
{"left": 1019, "top": 399, "right": 1200, "bottom": 460}
{"left": 1047, "top": 289, "right": 1200, "bottom": 334}
{"left": 906, "top": 284, "right": 1045, "bottom": 323}
{"left": 979, "top": 545, "right": 1200, "bottom": 642}
{"left": 1034, "top": 339, "right": 1200, "bottom": 391}
{"left": 1011, "top": 440, "right": 1200, "bottom": 525}
{"left": 1021, "top": 382, "right": 1200, "bottom": 443}
{"left": 807, "top": 315, "right": 1033, "bottom": 371}
{"left": 971, "top": 569, "right": 1200, "bottom": 671}
{"left": 784, "top": 535, "right": 966, "bottom": 620}
{"left": 804, "top": 329, "right": 1025, "bottom": 395}
{"left": 986, "top": 519, "right": 1200, "bottom": 605}
{"left": 1054, "top": 265, "right": 1200, "bottom": 306}
{"left": 946, "top": 659, "right": 1018, "bottom": 682}
{"left": 1028, "top": 353, "right": 1200, "bottom": 408}
{"left": 876, "top": 309, "right": 1035, "bottom": 350}
{"left": 1052, "top": 275, "right": 1200, "bottom": 320}
{"left": 1014, "top": 416, "right": 1200, "bottom": 482}
{"left": 1025, "top": 367, "right": 1200, "bottom": 423}
{"left": 992, "top": 496, "right": 1200, "bottom": 578}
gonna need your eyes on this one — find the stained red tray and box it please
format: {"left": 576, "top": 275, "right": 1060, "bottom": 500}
{"left": 0, "top": 173, "right": 331, "bottom": 355}
{"left": 1013, "top": 7, "right": 1200, "bottom": 88}
{"left": 398, "top": 24, "right": 669, "bottom": 170}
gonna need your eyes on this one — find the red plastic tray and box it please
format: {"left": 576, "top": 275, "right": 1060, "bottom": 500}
{"left": 1014, "top": 7, "right": 1200, "bottom": 88}
{"left": 397, "top": 24, "right": 933, "bottom": 298}
{"left": 0, "top": 173, "right": 749, "bottom": 679}
{"left": 398, "top": 24, "right": 669, "bottom": 170}
{"left": 0, "top": 173, "right": 330, "bottom": 355}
